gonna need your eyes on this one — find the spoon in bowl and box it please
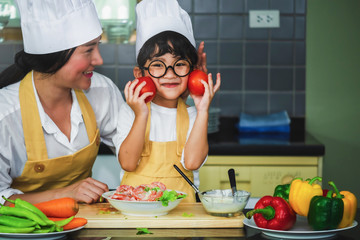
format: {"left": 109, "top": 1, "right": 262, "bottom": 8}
{"left": 173, "top": 164, "right": 200, "bottom": 194}
{"left": 173, "top": 164, "right": 209, "bottom": 202}
{"left": 228, "top": 168, "right": 237, "bottom": 197}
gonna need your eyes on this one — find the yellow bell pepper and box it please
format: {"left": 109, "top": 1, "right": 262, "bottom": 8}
{"left": 289, "top": 176, "right": 323, "bottom": 216}
{"left": 333, "top": 189, "right": 357, "bottom": 228}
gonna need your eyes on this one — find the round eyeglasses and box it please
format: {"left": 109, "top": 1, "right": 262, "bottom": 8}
{"left": 140, "top": 59, "right": 193, "bottom": 78}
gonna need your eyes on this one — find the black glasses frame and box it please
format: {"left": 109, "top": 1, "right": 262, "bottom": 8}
{"left": 140, "top": 59, "right": 193, "bottom": 78}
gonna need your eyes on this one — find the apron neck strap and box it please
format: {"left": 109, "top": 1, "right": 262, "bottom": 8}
{"left": 19, "top": 71, "right": 48, "bottom": 160}
{"left": 143, "top": 99, "right": 189, "bottom": 156}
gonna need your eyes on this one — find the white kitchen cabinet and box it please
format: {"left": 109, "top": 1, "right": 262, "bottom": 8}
{"left": 199, "top": 156, "right": 323, "bottom": 197}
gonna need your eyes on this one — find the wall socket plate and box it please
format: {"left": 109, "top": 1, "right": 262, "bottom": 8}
{"left": 249, "top": 10, "right": 280, "bottom": 28}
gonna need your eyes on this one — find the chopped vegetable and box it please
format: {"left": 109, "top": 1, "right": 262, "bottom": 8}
{"left": 182, "top": 212, "right": 194, "bottom": 217}
{"left": 111, "top": 182, "right": 186, "bottom": 205}
{"left": 158, "top": 190, "right": 186, "bottom": 206}
{"left": 136, "top": 227, "right": 153, "bottom": 235}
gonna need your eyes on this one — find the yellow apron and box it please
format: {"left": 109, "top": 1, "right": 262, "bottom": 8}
{"left": 121, "top": 99, "right": 196, "bottom": 202}
{"left": 11, "top": 71, "right": 100, "bottom": 192}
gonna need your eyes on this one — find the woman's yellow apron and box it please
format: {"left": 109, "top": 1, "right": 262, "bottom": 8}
{"left": 121, "top": 99, "right": 196, "bottom": 202}
{"left": 11, "top": 72, "right": 100, "bottom": 192}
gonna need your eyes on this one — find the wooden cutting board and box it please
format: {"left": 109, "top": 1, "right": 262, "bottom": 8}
{"left": 76, "top": 203, "right": 244, "bottom": 228}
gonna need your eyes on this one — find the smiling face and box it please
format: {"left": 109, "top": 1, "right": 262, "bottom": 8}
{"left": 53, "top": 36, "right": 103, "bottom": 90}
{"left": 137, "top": 52, "right": 189, "bottom": 108}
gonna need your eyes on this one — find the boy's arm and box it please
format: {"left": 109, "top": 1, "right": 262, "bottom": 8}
{"left": 118, "top": 113, "right": 148, "bottom": 172}
{"left": 118, "top": 79, "right": 151, "bottom": 172}
{"left": 183, "top": 110, "right": 209, "bottom": 170}
{"left": 184, "top": 73, "right": 221, "bottom": 170}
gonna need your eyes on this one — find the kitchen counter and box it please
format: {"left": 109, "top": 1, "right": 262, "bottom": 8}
{"left": 208, "top": 117, "right": 325, "bottom": 156}
{"left": 68, "top": 208, "right": 359, "bottom": 239}
{"left": 98, "top": 117, "right": 325, "bottom": 157}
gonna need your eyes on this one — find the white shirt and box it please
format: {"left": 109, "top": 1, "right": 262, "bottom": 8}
{"left": 115, "top": 102, "right": 207, "bottom": 188}
{"left": 0, "top": 72, "right": 124, "bottom": 205}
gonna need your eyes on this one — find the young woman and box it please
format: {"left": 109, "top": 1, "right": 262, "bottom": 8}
{"left": 0, "top": 0, "right": 124, "bottom": 205}
{"left": 117, "top": 0, "right": 221, "bottom": 202}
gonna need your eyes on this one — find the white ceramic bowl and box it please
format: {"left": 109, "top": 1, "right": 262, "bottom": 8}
{"left": 199, "top": 189, "right": 251, "bottom": 217}
{"left": 102, "top": 190, "right": 185, "bottom": 216}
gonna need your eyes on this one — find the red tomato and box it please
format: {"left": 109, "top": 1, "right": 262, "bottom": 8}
{"left": 110, "top": 193, "right": 135, "bottom": 201}
{"left": 147, "top": 190, "right": 163, "bottom": 201}
{"left": 116, "top": 185, "right": 134, "bottom": 195}
{"left": 134, "top": 76, "right": 156, "bottom": 103}
{"left": 133, "top": 185, "right": 148, "bottom": 201}
{"left": 187, "top": 69, "right": 208, "bottom": 96}
{"left": 150, "top": 182, "right": 166, "bottom": 191}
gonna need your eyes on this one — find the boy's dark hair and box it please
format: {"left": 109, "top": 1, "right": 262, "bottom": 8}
{"left": 137, "top": 31, "right": 198, "bottom": 69}
{"left": 0, "top": 48, "right": 76, "bottom": 89}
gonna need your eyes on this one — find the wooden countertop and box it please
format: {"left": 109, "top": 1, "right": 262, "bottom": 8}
{"left": 76, "top": 202, "right": 245, "bottom": 229}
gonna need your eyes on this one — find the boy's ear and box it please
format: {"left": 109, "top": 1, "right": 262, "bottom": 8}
{"left": 133, "top": 67, "right": 143, "bottom": 79}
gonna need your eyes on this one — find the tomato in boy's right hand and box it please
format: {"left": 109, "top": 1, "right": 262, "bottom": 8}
{"left": 187, "top": 69, "right": 208, "bottom": 96}
{"left": 134, "top": 76, "right": 156, "bottom": 103}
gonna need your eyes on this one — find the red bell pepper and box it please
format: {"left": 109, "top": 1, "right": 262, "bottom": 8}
{"left": 246, "top": 195, "right": 296, "bottom": 230}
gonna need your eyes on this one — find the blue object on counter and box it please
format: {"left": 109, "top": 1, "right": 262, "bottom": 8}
{"left": 236, "top": 111, "right": 291, "bottom": 133}
{"left": 238, "top": 132, "right": 290, "bottom": 145}
{"left": 236, "top": 125, "right": 290, "bottom": 133}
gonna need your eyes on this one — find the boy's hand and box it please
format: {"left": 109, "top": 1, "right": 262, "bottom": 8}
{"left": 191, "top": 73, "right": 221, "bottom": 112}
{"left": 124, "top": 79, "right": 151, "bottom": 117}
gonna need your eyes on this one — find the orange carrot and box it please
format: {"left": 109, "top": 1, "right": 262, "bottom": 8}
{"left": 49, "top": 217, "right": 87, "bottom": 230}
{"left": 35, "top": 197, "right": 79, "bottom": 218}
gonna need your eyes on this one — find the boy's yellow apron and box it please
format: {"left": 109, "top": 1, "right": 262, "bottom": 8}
{"left": 121, "top": 98, "right": 196, "bottom": 202}
{"left": 11, "top": 71, "right": 100, "bottom": 192}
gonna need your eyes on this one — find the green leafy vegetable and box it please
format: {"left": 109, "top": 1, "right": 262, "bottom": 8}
{"left": 158, "top": 190, "right": 187, "bottom": 206}
{"left": 182, "top": 212, "right": 194, "bottom": 217}
{"left": 136, "top": 228, "right": 153, "bottom": 235}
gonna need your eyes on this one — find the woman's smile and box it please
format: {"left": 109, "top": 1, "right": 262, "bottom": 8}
{"left": 83, "top": 71, "right": 93, "bottom": 78}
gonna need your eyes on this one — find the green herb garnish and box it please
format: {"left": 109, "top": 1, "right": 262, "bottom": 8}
{"left": 182, "top": 212, "right": 194, "bottom": 217}
{"left": 136, "top": 228, "right": 153, "bottom": 235}
{"left": 158, "top": 190, "right": 187, "bottom": 206}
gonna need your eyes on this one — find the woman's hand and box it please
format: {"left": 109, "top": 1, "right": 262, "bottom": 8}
{"left": 191, "top": 73, "right": 221, "bottom": 112}
{"left": 124, "top": 79, "right": 152, "bottom": 117}
{"left": 196, "top": 41, "right": 208, "bottom": 74}
{"left": 63, "top": 177, "right": 109, "bottom": 204}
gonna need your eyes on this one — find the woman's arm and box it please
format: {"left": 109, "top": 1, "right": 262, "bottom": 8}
{"left": 3, "top": 177, "right": 108, "bottom": 205}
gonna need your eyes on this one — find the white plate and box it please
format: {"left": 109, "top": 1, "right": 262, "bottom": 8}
{"left": 243, "top": 215, "right": 358, "bottom": 239}
{"left": 102, "top": 190, "right": 185, "bottom": 216}
{"left": 0, "top": 225, "right": 85, "bottom": 240}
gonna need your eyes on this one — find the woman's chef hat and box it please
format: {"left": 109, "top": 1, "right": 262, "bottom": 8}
{"left": 15, "top": 0, "right": 103, "bottom": 54}
{"left": 135, "top": 0, "right": 196, "bottom": 58}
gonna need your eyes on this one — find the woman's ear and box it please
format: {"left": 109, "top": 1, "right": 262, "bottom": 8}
{"left": 133, "top": 67, "right": 143, "bottom": 79}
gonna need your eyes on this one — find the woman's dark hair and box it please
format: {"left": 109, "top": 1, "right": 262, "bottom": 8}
{"left": 137, "top": 31, "right": 198, "bottom": 69}
{"left": 0, "top": 48, "right": 76, "bottom": 88}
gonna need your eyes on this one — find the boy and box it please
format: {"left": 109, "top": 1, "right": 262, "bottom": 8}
{"left": 116, "top": 0, "right": 221, "bottom": 202}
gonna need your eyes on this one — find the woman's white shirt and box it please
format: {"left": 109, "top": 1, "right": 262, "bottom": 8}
{"left": 114, "top": 102, "right": 207, "bottom": 188}
{"left": 0, "top": 72, "right": 124, "bottom": 204}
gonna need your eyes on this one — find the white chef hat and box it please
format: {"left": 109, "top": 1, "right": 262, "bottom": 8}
{"left": 135, "top": 0, "right": 196, "bottom": 58}
{"left": 15, "top": 0, "right": 103, "bottom": 54}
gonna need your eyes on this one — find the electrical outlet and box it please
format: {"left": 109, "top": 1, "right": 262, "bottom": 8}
{"left": 249, "top": 10, "right": 280, "bottom": 28}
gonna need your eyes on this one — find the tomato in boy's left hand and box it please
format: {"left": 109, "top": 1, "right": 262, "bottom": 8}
{"left": 187, "top": 69, "right": 208, "bottom": 96}
{"left": 134, "top": 76, "right": 156, "bottom": 103}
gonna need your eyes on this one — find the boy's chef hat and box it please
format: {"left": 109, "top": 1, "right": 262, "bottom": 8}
{"left": 15, "top": 0, "right": 102, "bottom": 54}
{"left": 135, "top": 0, "right": 196, "bottom": 58}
